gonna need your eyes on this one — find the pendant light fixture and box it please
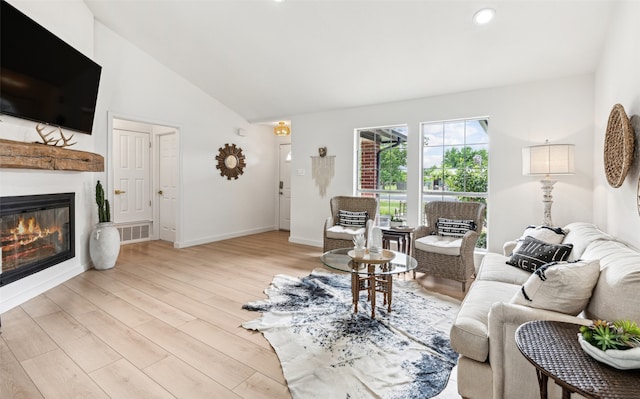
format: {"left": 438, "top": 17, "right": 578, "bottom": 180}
{"left": 274, "top": 121, "right": 291, "bottom": 136}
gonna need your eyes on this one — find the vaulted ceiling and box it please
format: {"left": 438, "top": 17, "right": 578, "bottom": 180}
{"left": 85, "top": 1, "right": 614, "bottom": 123}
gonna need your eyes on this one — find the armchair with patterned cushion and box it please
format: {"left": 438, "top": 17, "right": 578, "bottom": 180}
{"left": 323, "top": 196, "right": 378, "bottom": 252}
{"left": 412, "top": 200, "right": 485, "bottom": 292}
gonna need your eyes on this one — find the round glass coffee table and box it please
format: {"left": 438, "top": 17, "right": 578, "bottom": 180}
{"left": 320, "top": 248, "right": 417, "bottom": 318}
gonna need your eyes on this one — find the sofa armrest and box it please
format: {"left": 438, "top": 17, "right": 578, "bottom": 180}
{"left": 488, "top": 302, "right": 590, "bottom": 399}
{"left": 503, "top": 240, "right": 518, "bottom": 256}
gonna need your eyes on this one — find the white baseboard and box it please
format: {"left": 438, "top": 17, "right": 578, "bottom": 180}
{"left": 174, "top": 226, "right": 277, "bottom": 248}
{"left": 288, "top": 236, "right": 322, "bottom": 248}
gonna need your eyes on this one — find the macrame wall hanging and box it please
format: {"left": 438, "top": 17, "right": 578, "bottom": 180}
{"left": 311, "top": 146, "right": 334, "bottom": 197}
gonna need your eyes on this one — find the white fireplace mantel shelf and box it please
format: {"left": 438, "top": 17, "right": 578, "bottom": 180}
{"left": 0, "top": 138, "right": 104, "bottom": 172}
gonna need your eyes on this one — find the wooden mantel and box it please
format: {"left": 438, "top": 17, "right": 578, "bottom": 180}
{"left": 0, "top": 138, "right": 104, "bottom": 172}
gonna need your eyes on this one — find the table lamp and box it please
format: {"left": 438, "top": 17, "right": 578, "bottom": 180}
{"left": 522, "top": 141, "right": 575, "bottom": 226}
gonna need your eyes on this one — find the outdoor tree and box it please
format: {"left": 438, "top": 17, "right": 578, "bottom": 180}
{"left": 444, "top": 147, "right": 488, "bottom": 201}
{"left": 379, "top": 144, "right": 407, "bottom": 189}
{"left": 423, "top": 147, "right": 487, "bottom": 197}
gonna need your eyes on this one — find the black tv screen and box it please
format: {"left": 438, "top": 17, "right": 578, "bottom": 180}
{"left": 0, "top": 0, "right": 101, "bottom": 134}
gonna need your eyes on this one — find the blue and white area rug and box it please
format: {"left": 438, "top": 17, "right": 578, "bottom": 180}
{"left": 242, "top": 269, "right": 460, "bottom": 399}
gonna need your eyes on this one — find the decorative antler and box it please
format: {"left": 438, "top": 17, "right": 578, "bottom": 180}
{"left": 35, "top": 124, "right": 59, "bottom": 145}
{"left": 58, "top": 128, "right": 76, "bottom": 147}
{"left": 35, "top": 124, "right": 76, "bottom": 147}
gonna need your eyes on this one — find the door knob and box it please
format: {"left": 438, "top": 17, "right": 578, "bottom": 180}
{"left": 115, "top": 189, "right": 126, "bottom": 195}
{"left": 158, "top": 190, "right": 164, "bottom": 195}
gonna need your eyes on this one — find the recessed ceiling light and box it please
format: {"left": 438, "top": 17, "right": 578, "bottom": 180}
{"left": 473, "top": 8, "right": 495, "bottom": 25}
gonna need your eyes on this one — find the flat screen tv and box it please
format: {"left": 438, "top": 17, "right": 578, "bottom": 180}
{"left": 0, "top": 0, "right": 102, "bottom": 135}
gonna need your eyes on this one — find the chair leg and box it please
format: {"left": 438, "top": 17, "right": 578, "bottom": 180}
{"left": 461, "top": 281, "right": 466, "bottom": 292}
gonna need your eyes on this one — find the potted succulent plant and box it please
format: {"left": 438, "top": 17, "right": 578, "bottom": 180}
{"left": 578, "top": 319, "right": 640, "bottom": 369}
{"left": 390, "top": 209, "right": 405, "bottom": 228}
{"left": 89, "top": 180, "right": 120, "bottom": 270}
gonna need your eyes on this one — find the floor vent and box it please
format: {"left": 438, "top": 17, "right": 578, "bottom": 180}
{"left": 117, "top": 223, "right": 151, "bottom": 244}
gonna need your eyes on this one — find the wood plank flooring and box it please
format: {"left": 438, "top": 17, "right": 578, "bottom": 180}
{"left": 0, "top": 231, "right": 465, "bottom": 398}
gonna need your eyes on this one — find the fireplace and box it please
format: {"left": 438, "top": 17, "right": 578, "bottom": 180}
{"left": 0, "top": 193, "right": 75, "bottom": 286}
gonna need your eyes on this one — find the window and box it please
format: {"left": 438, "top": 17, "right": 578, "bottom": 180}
{"left": 356, "top": 125, "right": 408, "bottom": 223}
{"left": 421, "top": 118, "right": 488, "bottom": 248}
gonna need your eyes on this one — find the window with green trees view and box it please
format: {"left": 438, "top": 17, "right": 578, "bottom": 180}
{"left": 421, "top": 118, "right": 489, "bottom": 248}
{"left": 356, "top": 126, "right": 408, "bottom": 222}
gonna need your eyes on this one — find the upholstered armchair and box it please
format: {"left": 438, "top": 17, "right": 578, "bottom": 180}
{"left": 413, "top": 200, "right": 485, "bottom": 292}
{"left": 323, "top": 196, "right": 378, "bottom": 252}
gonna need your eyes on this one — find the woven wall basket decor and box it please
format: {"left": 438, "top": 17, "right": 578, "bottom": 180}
{"left": 604, "top": 103, "right": 635, "bottom": 188}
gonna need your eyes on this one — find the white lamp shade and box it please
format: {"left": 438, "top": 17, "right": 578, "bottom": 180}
{"left": 522, "top": 144, "right": 575, "bottom": 176}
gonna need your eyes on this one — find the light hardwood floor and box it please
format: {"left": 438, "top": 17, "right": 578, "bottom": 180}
{"left": 0, "top": 231, "right": 466, "bottom": 398}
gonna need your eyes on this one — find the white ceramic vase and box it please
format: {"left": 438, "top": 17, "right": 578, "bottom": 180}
{"left": 89, "top": 222, "right": 120, "bottom": 270}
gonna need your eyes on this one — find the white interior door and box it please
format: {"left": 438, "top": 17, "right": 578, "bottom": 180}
{"left": 158, "top": 132, "right": 177, "bottom": 242}
{"left": 113, "top": 129, "right": 151, "bottom": 223}
{"left": 279, "top": 144, "right": 291, "bottom": 231}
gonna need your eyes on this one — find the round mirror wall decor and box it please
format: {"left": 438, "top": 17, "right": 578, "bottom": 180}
{"left": 215, "top": 143, "right": 246, "bottom": 180}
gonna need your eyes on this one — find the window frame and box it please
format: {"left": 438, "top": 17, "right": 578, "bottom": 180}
{"left": 355, "top": 124, "right": 409, "bottom": 222}
{"left": 420, "top": 117, "right": 489, "bottom": 248}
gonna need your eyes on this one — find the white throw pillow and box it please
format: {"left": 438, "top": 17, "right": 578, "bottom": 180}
{"left": 518, "top": 225, "right": 567, "bottom": 244}
{"left": 510, "top": 259, "right": 600, "bottom": 316}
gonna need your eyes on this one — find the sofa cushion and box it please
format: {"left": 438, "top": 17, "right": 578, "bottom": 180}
{"left": 476, "top": 252, "right": 531, "bottom": 285}
{"left": 506, "top": 236, "right": 573, "bottom": 273}
{"left": 338, "top": 210, "right": 368, "bottom": 227}
{"left": 437, "top": 218, "right": 476, "bottom": 238}
{"left": 583, "top": 240, "right": 640, "bottom": 322}
{"left": 562, "top": 222, "right": 613, "bottom": 260}
{"left": 518, "top": 225, "right": 567, "bottom": 244}
{"left": 450, "top": 280, "right": 521, "bottom": 362}
{"left": 414, "top": 235, "right": 462, "bottom": 256}
{"left": 326, "top": 225, "right": 366, "bottom": 240}
{"left": 511, "top": 259, "right": 600, "bottom": 316}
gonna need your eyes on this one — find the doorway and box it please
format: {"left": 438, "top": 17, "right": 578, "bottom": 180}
{"left": 110, "top": 116, "right": 179, "bottom": 244}
{"left": 279, "top": 143, "right": 291, "bottom": 231}
{"left": 157, "top": 132, "right": 178, "bottom": 242}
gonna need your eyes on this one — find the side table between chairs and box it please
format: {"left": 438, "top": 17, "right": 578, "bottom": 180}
{"left": 381, "top": 226, "right": 414, "bottom": 255}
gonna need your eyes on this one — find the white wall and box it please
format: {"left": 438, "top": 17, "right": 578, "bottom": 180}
{"left": 93, "top": 23, "right": 278, "bottom": 248}
{"left": 593, "top": 1, "right": 640, "bottom": 249}
{"left": 0, "top": 0, "right": 96, "bottom": 312}
{"left": 289, "top": 75, "right": 595, "bottom": 253}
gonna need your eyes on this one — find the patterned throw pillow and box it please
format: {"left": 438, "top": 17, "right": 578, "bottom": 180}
{"left": 338, "top": 210, "right": 368, "bottom": 227}
{"left": 506, "top": 236, "right": 573, "bottom": 272}
{"left": 511, "top": 259, "right": 600, "bottom": 315}
{"left": 437, "top": 218, "right": 476, "bottom": 238}
{"left": 518, "top": 225, "right": 567, "bottom": 244}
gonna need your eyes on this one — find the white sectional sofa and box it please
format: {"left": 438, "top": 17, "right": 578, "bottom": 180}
{"left": 450, "top": 222, "right": 640, "bottom": 399}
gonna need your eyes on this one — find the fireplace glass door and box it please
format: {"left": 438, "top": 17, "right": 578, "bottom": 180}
{"left": 0, "top": 193, "right": 75, "bottom": 286}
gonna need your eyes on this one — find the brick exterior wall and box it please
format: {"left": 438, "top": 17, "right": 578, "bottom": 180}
{"left": 360, "top": 140, "right": 379, "bottom": 191}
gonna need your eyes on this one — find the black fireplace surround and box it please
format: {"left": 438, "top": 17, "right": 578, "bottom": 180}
{"left": 0, "top": 193, "right": 75, "bottom": 286}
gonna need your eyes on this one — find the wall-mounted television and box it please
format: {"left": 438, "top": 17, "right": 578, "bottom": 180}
{"left": 0, "top": 0, "right": 102, "bottom": 135}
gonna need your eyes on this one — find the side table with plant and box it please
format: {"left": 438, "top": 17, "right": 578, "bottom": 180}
{"left": 89, "top": 180, "right": 121, "bottom": 270}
